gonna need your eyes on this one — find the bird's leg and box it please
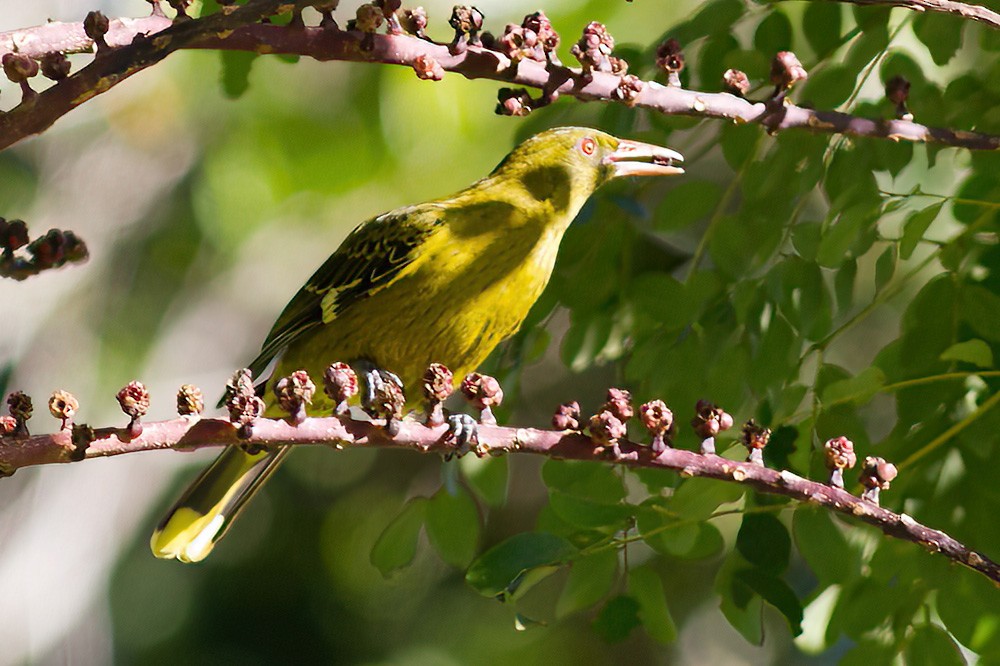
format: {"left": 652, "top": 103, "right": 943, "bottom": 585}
{"left": 360, "top": 365, "right": 402, "bottom": 418}
{"left": 444, "top": 413, "right": 478, "bottom": 461}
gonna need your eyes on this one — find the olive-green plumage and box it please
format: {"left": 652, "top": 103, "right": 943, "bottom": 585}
{"left": 152, "top": 127, "right": 683, "bottom": 562}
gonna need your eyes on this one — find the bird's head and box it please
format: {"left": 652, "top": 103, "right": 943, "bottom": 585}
{"left": 493, "top": 127, "right": 684, "bottom": 200}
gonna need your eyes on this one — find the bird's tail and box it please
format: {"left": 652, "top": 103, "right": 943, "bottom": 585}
{"left": 150, "top": 445, "right": 291, "bottom": 563}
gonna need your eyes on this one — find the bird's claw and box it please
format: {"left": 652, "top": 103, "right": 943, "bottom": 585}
{"left": 444, "top": 413, "right": 478, "bottom": 460}
{"left": 362, "top": 368, "right": 403, "bottom": 417}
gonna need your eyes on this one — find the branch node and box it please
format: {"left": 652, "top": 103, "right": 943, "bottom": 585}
{"left": 274, "top": 369, "right": 315, "bottom": 426}
{"left": 224, "top": 368, "right": 264, "bottom": 443}
{"left": 461, "top": 372, "right": 503, "bottom": 426}
{"left": 824, "top": 436, "right": 857, "bottom": 489}
{"left": 83, "top": 11, "right": 111, "bottom": 53}
{"left": 6, "top": 391, "right": 33, "bottom": 437}
{"left": 116, "top": 381, "right": 150, "bottom": 439}
{"left": 422, "top": 363, "right": 453, "bottom": 428}
{"left": 741, "top": 419, "right": 770, "bottom": 465}
{"left": 70, "top": 423, "right": 95, "bottom": 462}
{"left": 448, "top": 5, "right": 484, "bottom": 55}
{"left": 655, "top": 38, "right": 684, "bottom": 87}
{"left": 48, "top": 390, "right": 79, "bottom": 431}
{"left": 859, "top": 456, "right": 898, "bottom": 506}
{"left": 322, "top": 362, "right": 358, "bottom": 416}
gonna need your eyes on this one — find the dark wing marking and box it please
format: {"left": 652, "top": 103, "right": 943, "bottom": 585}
{"left": 246, "top": 209, "right": 440, "bottom": 379}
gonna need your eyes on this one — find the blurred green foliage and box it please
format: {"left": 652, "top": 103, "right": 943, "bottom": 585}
{"left": 6, "top": 0, "right": 1000, "bottom": 662}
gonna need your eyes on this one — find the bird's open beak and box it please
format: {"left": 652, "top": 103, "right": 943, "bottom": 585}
{"left": 604, "top": 139, "right": 684, "bottom": 178}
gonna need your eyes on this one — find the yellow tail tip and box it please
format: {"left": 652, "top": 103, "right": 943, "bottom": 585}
{"left": 150, "top": 508, "right": 226, "bottom": 563}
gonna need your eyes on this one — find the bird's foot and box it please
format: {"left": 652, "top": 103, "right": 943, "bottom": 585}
{"left": 362, "top": 368, "right": 403, "bottom": 418}
{"left": 444, "top": 413, "right": 478, "bottom": 460}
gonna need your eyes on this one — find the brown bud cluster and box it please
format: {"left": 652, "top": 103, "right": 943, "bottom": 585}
{"left": 323, "top": 362, "right": 358, "bottom": 416}
{"left": 0, "top": 218, "right": 29, "bottom": 254}
{"left": 859, "top": 456, "right": 898, "bottom": 505}
{"left": 602, "top": 388, "right": 634, "bottom": 423}
{"left": 449, "top": 5, "right": 484, "bottom": 54}
{"left": 639, "top": 399, "right": 673, "bottom": 454}
{"left": 497, "top": 11, "right": 559, "bottom": 64}
{"left": 885, "top": 75, "right": 913, "bottom": 121}
{"left": 0, "top": 416, "right": 17, "bottom": 436}
{"left": 7, "top": 391, "right": 32, "bottom": 436}
{"left": 274, "top": 370, "right": 315, "bottom": 425}
{"left": 40, "top": 53, "right": 71, "bottom": 81}
{"left": 552, "top": 401, "right": 581, "bottom": 431}
{"left": 656, "top": 38, "right": 684, "bottom": 87}
{"left": 571, "top": 22, "right": 623, "bottom": 77}
{"left": 48, "top": 390, "right": 79, "bottom": 430}
{"left": 225, "top": 368, "right": 264, "bottom": 440}
{"left": 176, "top": 384, "right": 204, "bottom": 416}
{"left": 84, "top": 11, "right": 110, "bottom": 49}
{"left": 312, "top": 0, "right": 340, "bottom": 28}
{"left": 70, "top": 423, "right": 95, "bottom": 462}
{"left": 0, "top": 219, "right": 89, "bottom": 280}
{"left": 589, "top": 410, "right": 626, "bottom": 446}
{"left": 496, "top": 87, "right": 533, "bottom": 116}
{"left": 824, "top": 436, "right": 857, "bottom": 489}
{"left": 2, "top": 53, "right": 39, "bottom": 102}
{"left": 741, "top": 419, "right": 771, "bottom": 465}
{"left": 27, "top": 229, "right": 89, "bottom": 268}
{"left": 422, "top": 363, "right": 453, "bottom": 427}
{"left": 723, "top": 68, "right": 750, "bottom": 97}
{"left": 461, "top": 372, "right": 503, "bottom": 425}
{"left": 400, "top": 7, "right": 428, "bottom": 37}
{"left": 353, "top": 3, "right": 383, "bottom": 50}
{"left": 691, "top": 399, "right": 734, "bottom": 440}
{"left": 413, "top": 54, "right": 445, "bottom": 81}
{"left": 770, "top": 51, "right": 808, "bottom": 93}
{"left": 117, "top": 381, "right": 150, "bottom": 438}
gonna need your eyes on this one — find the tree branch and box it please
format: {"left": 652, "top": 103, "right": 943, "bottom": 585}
{"left": 3, "top": 412, "right": 998, "bottom": 586}
{"left": 2, "top": 9, "right": 999, "bottom": 152}
{"left": 807, "top": 0, "right": 1000, "bottom": 31}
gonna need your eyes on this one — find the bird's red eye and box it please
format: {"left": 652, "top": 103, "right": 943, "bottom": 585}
{"left": 580, "top": 137, "right": 596, "bottom": 156}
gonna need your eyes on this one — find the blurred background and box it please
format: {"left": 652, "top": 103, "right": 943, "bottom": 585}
{"left": 1, "top": 0, "right": 995, "bottom": 663}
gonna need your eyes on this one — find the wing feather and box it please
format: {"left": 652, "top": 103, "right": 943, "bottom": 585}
{"left": 246, "top": 208, "right": 440, "bottom": 379}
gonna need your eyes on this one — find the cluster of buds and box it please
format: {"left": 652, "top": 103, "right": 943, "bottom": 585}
{"left": 351, "top": 2, "right": 384, "bottom": 50}
{"left": 639, "top": 399, "right": 673, "bottom": 454}
{"left": 741, "top": 419, "right": 770, "bottom": 466}
{"left": 496, "top": 87, "right": 533, "bottom": 117}
{"left": 176, "top": 384, "right": 204, "bottom": 416}
{"left": 461, "top": 372, "right": 503, "bottom": 425}
{"left": 323, "top": 362, "right": 358, "bottom": 416}
{"left": 40, "top": 53, "right": 71, "bottom": 81}
{"left": 552, "top": 401, "right": 581, "bottom": 431}
{"left": 83, "top": 10, "right": 111, "bottom": 52}
{"left": 48, "top": 390, "right": 79, "bottom": 431}
{"left": 448, "top": 5, "right": 484, "bottom": 55}
{"left": 655, "top": 39, "right": 684, "bottom": 87}
{"left": 723, "top": 68, "right": 750, "bottom": 97}
{"left": 886, "top": 75, "right": 913, "bottom": 121}
{"left": 117, "top": 381, "right": 150, "bottom": 439}
{"left": 770, "top": 51, "right": 808, "bottom": 101}
{"left": 691, "top": 400, "right": 734, "bottom": 454}
{"left": 4, "top": 391, "right": 33, "bottom": 437}
{"left": 400, "top": 7, "right": 428, "bottom": 38}
{"left": 497, "top": 11, "right": 559, "bottom": 64}
{"left": 311, "top": 1, "right": 340, "bottom": 29}
{"left": 859, "top": 456, "right": 898, "bottom": 506}
{"left": 412, "top": 54, "right": 445, "bottom": 81}
{"left": 0, "top": 219, "right": 89, "bottom": 281}
{"left": 274, "top": 370, "right": 315, "bottom": 425}
{"left": 422, "top": 363, "right": 454, "bottom": 427}
{"left": 571, "top": 22, "right": 626, "bottom": 79}
{"left": 375, "top": 0, "right": 403, "bottom": 35}
{"left": 224, "top": 368, "right": 265, "bottom": 442}
{"left": 587, "top": 388, "right": 634, "bottom": 459}
{"left": 824, "top": 436, "right": 857, "bottom": 489}
{"left": 167, "top": 0, "right": 192, "bottom": 20}
{"left": 2, "top": 53, "right": 39, "bottom": 102}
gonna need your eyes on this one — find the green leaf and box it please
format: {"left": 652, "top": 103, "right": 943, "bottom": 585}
{"left": 754, "top": 10, "right": 792, "bottom": 55}
{"left": 716, "top": 555, "right": 765, "bottom": 644}
{"left": 460, "top": 455, "right": 508, "bottom": 507}
{"left": 466, "top": 532, "right": 576, "bottom": 600}
{"left": 655, "top": 181, "right": 723, "bottom": 231}
{"left": 721, "top": 123, "right": 760, "bottom": 169}
{"left": 800, "top": 66, "right": 858, "bottom": 109}
{"left": 736, "top": 512, "right": 791, "bottom": 575}
{"left": 669, "top": 478, "right": 745, "bottom": 521}
{"left": 904, "top": 624, "right": 966, "bottom": 666}
{"left": 739, "top": 568, "right": 803, "bottom": 636}
{"left": 368, "top": 498, "right": 427, "bottom": 577}
{"left": 817, "top": 205, "right": 876, "bottom": 268}
{"left": 628, "top": 566, "right": 677, "bottom": 644}
{"left": 556, "top": 550, "right": 618, "bottom": 618}
{"left": 960, "top": 285, "right": 1000, "bottom": 343}
{"left": 835, "top": 259, "right": 857, "bottom": 313}
{"left": 219, "top": 51, "right": 258, "bottom": 99}
{"left": 637, "top": 500, "right": 725, "bottom": 559}
{"left": 803, "top": 2, "right": 843, "bottom": 57}
{"left": 549, "top": 491, "right": 632, "bottom": 530}
{"left": 792, "top": 222, "right": 822, "bottom": 262}
{"left": 542, "top": 459, "right": 626, "bottom": 501}
{"left": 900, "top": 203, "right": 943, "bottom": 260}
{"left": 913, "top": 13, "right": 964, "bottom": 66}
{"left": 792, "top": 507, "right": 855, "bottom": 585}
{"left": 820, "top": 366, "right": 887, "bottom": 407}
{"left": 592, "top": 595, "right": 642, "bottom": 643}
{"left": 425, "top": 488, "right": 480, "bottom": 568}
{"left": 874, "top": 244, "right": 897, "bottom": 293}
{"left": 940, "top": 339, "right": 994, "bottom": 368}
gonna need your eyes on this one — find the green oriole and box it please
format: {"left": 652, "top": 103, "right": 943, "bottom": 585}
{"left": 151, "top": 126, "right": 683, "bottom": 562}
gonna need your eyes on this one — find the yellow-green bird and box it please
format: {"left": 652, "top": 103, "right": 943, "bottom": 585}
{"left": 151, "top": 126, "right": 683, "bottom": 563}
